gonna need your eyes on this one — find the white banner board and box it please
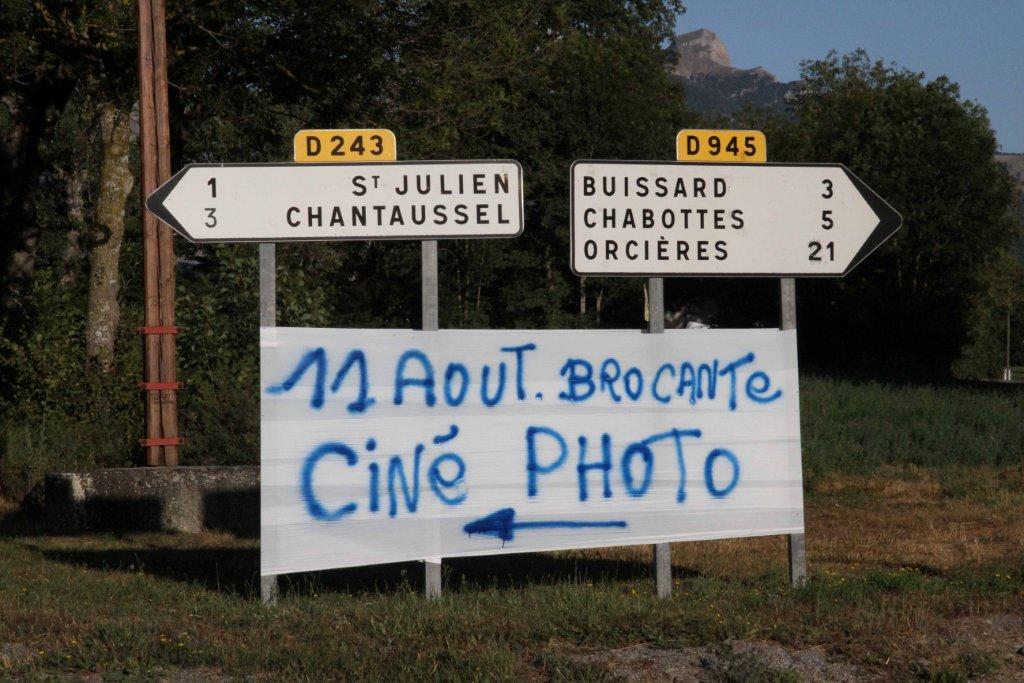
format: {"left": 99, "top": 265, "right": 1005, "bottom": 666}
{"left": 261, "top": 328, "right": 804, "bottom": 576}
{"left": 570, "top": 160, "right": 900, "bottom": 277}
{"left": 146, "top": 160, "right": 523, "bottom": 243}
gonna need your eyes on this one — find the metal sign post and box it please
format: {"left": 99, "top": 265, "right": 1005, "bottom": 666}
{"left": 422, "top": 238, "right": 442, "bottom": 598}
{"left": 647, "top": 277, "right": 671, "bottom": 599}
{"left": 259, "top": 242, "right": 279, "bottom": 605}
{"left": 780, "top": 277, "right": 807, "bottom": 586}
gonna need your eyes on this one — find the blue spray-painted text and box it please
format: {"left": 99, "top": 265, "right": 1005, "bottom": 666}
{"left": 267, "top": 344, "right": 782, "bottom": 413}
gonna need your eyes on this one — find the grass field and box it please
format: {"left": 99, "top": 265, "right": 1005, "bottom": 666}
{"left": 1, "top": 376, "right": 1022, "bottom": 680}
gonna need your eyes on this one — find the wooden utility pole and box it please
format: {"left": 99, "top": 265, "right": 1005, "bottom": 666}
{"left": 137, "top": 0, "right": 180, "bottom": 465}
{"left": 152, "top": 0, "right": 179, "bottom": 465}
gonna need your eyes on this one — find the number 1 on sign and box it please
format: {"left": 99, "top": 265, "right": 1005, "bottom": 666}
{"left": 205, "top": 177, "right": 217, "bottom": 228}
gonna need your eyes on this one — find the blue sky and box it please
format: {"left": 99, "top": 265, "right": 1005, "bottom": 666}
{"left": 675, "top": 1, "right": 1024, "bottom": 152}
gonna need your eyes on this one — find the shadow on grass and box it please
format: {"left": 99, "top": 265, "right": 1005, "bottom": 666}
{"left": 41, "top": 546, "right": 262, "bottom": 596}
{"left": 7, "top": 502, "right": 699, "bottom": 598}
{"left": 0, "top": 506, "right": 47, "bottom": 537}
{"left": 280, "top": 552, "right": 701, "bottom": 598}
{"left": 39, "top": 543, "right": 698, "bottom": 599}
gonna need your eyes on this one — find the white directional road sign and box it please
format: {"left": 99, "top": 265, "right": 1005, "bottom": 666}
{"left": 146, "top": 160, "right": 523, "bottom": 243}
{"left": 571, "top": 161, "right": 901, "bottom": 277}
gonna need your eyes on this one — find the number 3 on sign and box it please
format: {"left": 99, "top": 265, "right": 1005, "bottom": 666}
{"left": 205, "top": 177, "right": 217, "bottom": 228}
{"left": 676, "top": 129, "right": 766, "bottom": 163}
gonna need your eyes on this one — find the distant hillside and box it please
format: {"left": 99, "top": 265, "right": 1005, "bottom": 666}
{"left": 673, "top": 30, "right": 1021, "bottom": 257}
{"left": 995, "top": 154, "right": 1024, "bottom": 259}
{"left": 996, "top": 154, "right": 1024, "bottom": 185}
{"left": 670, "top": 29, "right": 795, "bottom": 115}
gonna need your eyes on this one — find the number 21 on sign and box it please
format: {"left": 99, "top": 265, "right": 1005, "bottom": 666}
{"left": 811, "top": 178, "right": 835, "bottom": 262}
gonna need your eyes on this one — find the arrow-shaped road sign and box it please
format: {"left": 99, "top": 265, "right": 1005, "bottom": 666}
{"left": 146, "top": 160, "right": 523, "bottom": 243}
{"left": 571, "top": 161, "right": 901, "bottom": 277}
{"left": 463, "top": 507, "right": 628, "bottom": 545}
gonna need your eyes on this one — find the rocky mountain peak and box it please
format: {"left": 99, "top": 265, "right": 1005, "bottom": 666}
{"left": 672, "top": 28, "right": 780, "bottom": 83}
{"left": 670, "top": 28, "right": 791, "bottom": 114}
{"left": 672, "top": 28, "right": 733, "bottom": 79}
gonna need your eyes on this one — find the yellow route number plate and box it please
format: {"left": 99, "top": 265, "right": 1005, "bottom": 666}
{"left": 293, "top": 129, "right": 397, "bottom": 162}
{"left": 676, "top": 129, "right": 766, "bottom": 163}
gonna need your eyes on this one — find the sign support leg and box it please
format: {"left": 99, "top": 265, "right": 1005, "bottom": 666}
{"left": 422, "top": 240, "right": 439, "bottom": 330}
{"left": 424, "top": 560, "right": 442, "bottom": 599}
{"left": 260, "top": 575, "right": 279, "bottom": 606}
{"left": 422, "top": 240, "right": 442, "bottom": 599}
{"left": 260, "top": 242, "right": 279, "bottom": 606}
{"left": 647, "top": 277, "right": 672, "bottom": 599}
{"left": 780, "top": 277, "right": 807, "bottom": 587}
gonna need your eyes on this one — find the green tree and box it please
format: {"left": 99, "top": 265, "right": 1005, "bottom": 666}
{"left": 954, "top": 248, "right": 1024, "bottom": 378}
{"left": 1, "top": 0, "right": 695, "bottom": 488}
{"left": 1, "top": 1, "right": 141, "bottom": 374}
{"left": 758, "top": 51, "right": 1018, "bottom": 376}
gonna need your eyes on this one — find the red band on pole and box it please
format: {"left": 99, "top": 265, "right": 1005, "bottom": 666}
{"left": 137, "top": 325, "right": 179, "bottom": 335}
{"left": 139, "top": 437, "right": 183, "bottom": 447}
{"left": 138, "top": 381, "right": 182, "bottom": 391}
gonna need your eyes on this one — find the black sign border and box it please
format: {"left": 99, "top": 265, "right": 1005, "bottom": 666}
{"left": 568, "top": 159, "right": 902, "bottom": 278}
{"left": 147, "top": 159, "right": 526, "bottom": 244}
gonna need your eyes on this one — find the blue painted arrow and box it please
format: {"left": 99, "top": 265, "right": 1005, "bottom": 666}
{"left": 463, "top": 507, "right": 627, "bottom": 545}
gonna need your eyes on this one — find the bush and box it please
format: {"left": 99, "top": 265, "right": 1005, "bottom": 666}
{"left": 0, "top": 411, "right": 135, "bottom": 500}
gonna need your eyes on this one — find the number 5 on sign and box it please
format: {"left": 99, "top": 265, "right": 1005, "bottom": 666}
{"left": 293, "top": 128, "right": 397, "bottom": 162}
{"left": 677, "top": 129, "right": 766, "bottom": 163}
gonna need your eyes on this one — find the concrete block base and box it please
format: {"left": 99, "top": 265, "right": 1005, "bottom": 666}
{"left": 44, "top": 466, "right": 258, "bottom": 537}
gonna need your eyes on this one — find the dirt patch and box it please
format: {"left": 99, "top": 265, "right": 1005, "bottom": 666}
{"left": 0, "top": 642, "right": 34, "bottom": 669}
{"left": 567, "top": 640, "right": 864, "bottom": 682}
{"left": 74, "top": 668, "right": 232, "bottom": 682}
{"left": 940, "top": 614, "right": 1024, "bottom": 682}
{"left": 551, "top": 471, "right": 1024, "bottom": 585}
{"left": 813, "top": 469, "right": 943, "bottom": 504}
{"left": 804, "top": 470, "right": 1024, "bottom": 573}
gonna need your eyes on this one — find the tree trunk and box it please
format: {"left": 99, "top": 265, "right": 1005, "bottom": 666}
{"left": 2, "top": 95, "right": 40, "bottom": 311}
{"left": 4, "top": 221, "right": 39, "bottom": 310}
{"left": 60, "top": 164, "right": 87, "bottom": 284}
{"left": 86, "top": 103, "right": 134, "bottom": 372}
